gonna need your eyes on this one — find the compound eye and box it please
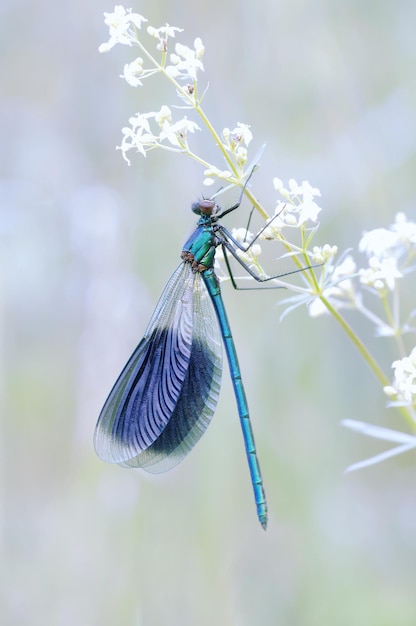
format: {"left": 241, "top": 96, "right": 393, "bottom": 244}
{"left": 191, "top": 199, "right": 216, "bottom": 215}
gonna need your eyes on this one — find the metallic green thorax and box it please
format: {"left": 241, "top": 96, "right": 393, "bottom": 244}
{"left": 181, "top": 214, "right": 218, "bottom": 270}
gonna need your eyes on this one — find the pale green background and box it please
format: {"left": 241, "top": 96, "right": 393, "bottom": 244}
{"left": 3, "top": 1, "right": 416, "bottom": 625}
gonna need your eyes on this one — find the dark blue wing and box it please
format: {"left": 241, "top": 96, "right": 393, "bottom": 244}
{"left": 93, "top": 262, "right": 222, "bottom": 473}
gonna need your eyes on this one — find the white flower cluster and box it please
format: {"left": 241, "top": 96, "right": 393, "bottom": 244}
{"left": 305, "top": 212, "right": 416, "bottom": 329}
{"left": 118, "top": 106, "right": 200, "bottom": 162}
{"left": 202, "top": 124, "right": 253, "bottom": 185}
{"left": 98, "top": 6, "right": 148, "bottom": 52}
{"left": 273, "top": 178, "right": 322, "bottom": 226}
{"left": 341, "top": 214, "right": 416, "bottom": 471}
{"left": 358, "top": 212, "right": 416, "bottom": 292}
{"left": 230, "top": 227, "right": 262, "bottom": 267}
{"left": 99, "top": 6, "right": 207, "bottom": 164}
{"left": 99, "top": 6, "right": 204, "bottom": 82}
{"left": 99, "top": 7, "right": 270, "bottom": 187}
{"left": 384, "top": 347, "right": 416, "bottom": 407}
{"left": 217, "top": 178, "right": 329, "bottom": 294}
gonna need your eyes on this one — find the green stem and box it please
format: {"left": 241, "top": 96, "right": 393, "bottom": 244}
{"left": 133, "top": 31, "right": 273, "bottom": 218}
{"left": 320, "top": 294, "right": 415, "bottom": 429}
{"left": 193, "top": 105, "right": 238, "bottom": 177}
{"left": 239, "top": 188, "right": 269, "bottom": 220}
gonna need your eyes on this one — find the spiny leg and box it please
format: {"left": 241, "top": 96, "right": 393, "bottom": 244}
{"left": 221, "top": 241, "right": 307, "bottom": 291}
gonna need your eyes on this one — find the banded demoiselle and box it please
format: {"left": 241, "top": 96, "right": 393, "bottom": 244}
{"left": 94, "top": 188, "right": 289, "bottom": 529}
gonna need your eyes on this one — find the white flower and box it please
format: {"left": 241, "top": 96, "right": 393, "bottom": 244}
{"left": 147, "top": 24, "right": 183, "bottom": 51}
{"left": 295, "top": 181, "right": 322, "bottom": 224}
{"left": 251, "top": 244, "right": 261, "bottom": 257}
{"left": 235, "top": 147, "right": 248, "bottom": 167}
{"left": 232, "top": 227, "right": 254, "bottom": 243}
{"left": 128, "top": 111, "right": 154, "bottom": 132}
{"left": 272, "top": 178, "right": 322, "bottom": 226}
{"left": 259, "top": 206, "right": 286, "bottom": 238}
{"left": 121, "top": 57, "right": 144, "bottom": 86}
{"left": 159, "top": 117, "right": 200, "bottom": 147}
{"left": 298, "top": 198, "right": 321, "bottom": 224}
{"left": 335, "top": 254, "right": 357, "bottom": 279}
{"left": 202, "top": 166, "right": 233, "bottom": 186}
{"left": 147, "top": 24, "right": 183, "bottom": 39}
{"left": 288, "top": 179, "right": 321, "bottom": 199}
{"left": 359, "top": 255, "right": 402, "bottom": 291}
{"left": 155, "top": 105, "right": 172, "bottom": 126}
{"left": 223, "top": 123, "right": 253, "bottom": 149}
{"left": 391, "top": 212, "right": 416, "bottom": 246}
{"left": 194, "top": 37, "right": 205, "bottom": 59}
{"left": 117, "top": 111, "right": 157, "bottom": 162}
{"left": 273, "top": 178, "right": 289, "bottom": 198}
{"left": 116, "top": 105, "right": 201, "bottom": 163}
{"left": 166, "top": 39, "right": 205, "bottom": 80}
{"left": 311, "top": 244, "right": 338, "bottom": 264}
{"left": 230, "top": 227, "right": 262, "bottom": 260}
{"left": 359, "top": 228, "right": 401, "bottom": 259}
{"left": 357, "top": 212, "right": 415, "bottom": 294}
{"left": 232, "top": 123, "right": 253, "bottom": 146}
{"left": 383, "top": 347, "right": 416, "bottom": 406}
{"left": 359, "top": 213, "right": 416, "bottom": 265}
{"left": 99, "top": 6, "right": 147, "bottom": 52}
{"left": 308, "top": 255, "right": 357, "bottom": 317}
{"left": 128, "top": 12, "right": 147, "bottom": 29}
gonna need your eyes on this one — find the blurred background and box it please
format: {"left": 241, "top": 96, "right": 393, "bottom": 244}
{"left": 2, "top": 0, "right": 416, "bottom": 624}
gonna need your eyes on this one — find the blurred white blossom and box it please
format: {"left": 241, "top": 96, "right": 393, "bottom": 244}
{"left": 308, "top": 254, "right": 357, "bottom": 317}
{"left": 359, "top": 227, "right": 401, "bottom": 259}
{"left": 357, "top": 213, "right": 416, "bottom": 292}
{"left": 384, "top": 347, "right": 416, "bottom": 407}
{"left": 359, "top": 256, "right": 402, "bottom": 291}
{"left": 392, "top": 212, "right": 416, "bottom": 246}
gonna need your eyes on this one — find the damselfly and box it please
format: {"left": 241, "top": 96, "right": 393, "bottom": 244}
{"left": 94, "top": 185, "right": 297, "bottom": 529}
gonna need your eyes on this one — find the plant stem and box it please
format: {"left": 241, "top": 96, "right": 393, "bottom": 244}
{"left": 320, "top": 294, "right": 415, "bottom": 428}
